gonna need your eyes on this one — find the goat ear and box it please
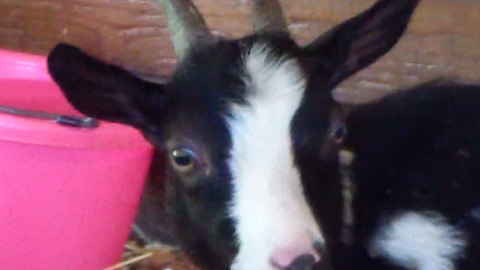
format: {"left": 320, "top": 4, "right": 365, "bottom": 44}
{"left": 303, "top": 0, "right": 419, "bottom": 87}
{"left": 47, "top": 44, "right": 165, "bottom": 132}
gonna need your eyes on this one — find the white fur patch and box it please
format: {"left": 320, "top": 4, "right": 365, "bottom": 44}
{"left": 226, "top": 44, "right": 322, "bottom": 270}
{"left": 369, "top": 211, "right": 467, "bottom": 270}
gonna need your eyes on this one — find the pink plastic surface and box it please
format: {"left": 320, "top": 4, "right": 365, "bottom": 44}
{"left": 0, "top": 49, "right": 154, "bottom": 269}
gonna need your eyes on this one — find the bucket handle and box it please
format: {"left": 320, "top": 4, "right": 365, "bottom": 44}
{"left": 0, "top": 105, "right": 99, "bottom": 128}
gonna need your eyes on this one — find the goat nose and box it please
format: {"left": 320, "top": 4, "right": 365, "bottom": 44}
{"left": 271, "top": 249, "right": 320, "bottom": 270}
{"left": 284, "top": 254, "right": 316, "bottom": 270}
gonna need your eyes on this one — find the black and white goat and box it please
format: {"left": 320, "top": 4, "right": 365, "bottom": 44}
{"left": 46, "top": 0, "right": 480, "bottom": 269}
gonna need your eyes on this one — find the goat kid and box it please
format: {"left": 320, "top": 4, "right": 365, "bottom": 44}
{"left": 47, "top": 0, "right": 480, "bottom": 269}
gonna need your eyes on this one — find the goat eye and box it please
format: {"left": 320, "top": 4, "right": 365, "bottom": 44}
{"left": 170, "top": 147, "right": 197, "bottom": 173}
{"left": 332, "top": 126, "right": 347, "bottom": 143}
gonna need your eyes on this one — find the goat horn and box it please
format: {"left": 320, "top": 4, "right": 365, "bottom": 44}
{"left": 251, "top": 0, "right": 289, "bottom": 34}
{"left": 156, "top": 0, "right": 214, "bottom": 60}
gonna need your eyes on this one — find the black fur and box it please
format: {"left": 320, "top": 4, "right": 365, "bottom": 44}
{"left": 344, "top": 83, "right": 480, "bottom": 269}
{"left": 295, "top": 83, "right": 480, "bottom": 269}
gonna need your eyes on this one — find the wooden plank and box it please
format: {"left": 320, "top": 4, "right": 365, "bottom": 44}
{"left": 0, "top": 0, "right": 479, "bottom": 103}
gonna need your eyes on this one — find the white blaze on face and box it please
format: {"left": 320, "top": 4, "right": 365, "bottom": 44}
{"left": 226, "top": 44, "right": 323, "bottom": 270}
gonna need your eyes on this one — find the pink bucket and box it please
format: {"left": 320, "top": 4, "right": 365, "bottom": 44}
{"left": 0, "top": 49, "right": 154, "bottom": 269}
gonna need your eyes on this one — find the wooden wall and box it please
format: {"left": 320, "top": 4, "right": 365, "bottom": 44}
{"left": 0, "top": 0, "right": 479, "bottom": 103}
